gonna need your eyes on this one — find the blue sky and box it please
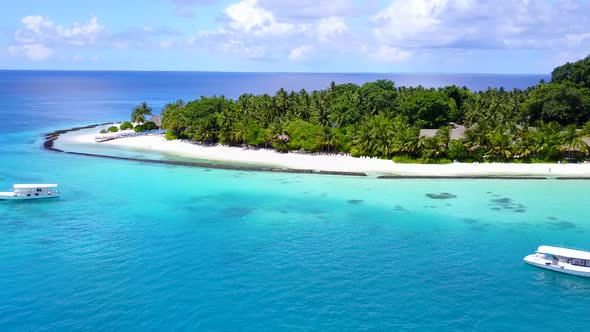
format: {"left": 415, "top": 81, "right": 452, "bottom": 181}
{"left": 1, "top": 0, "right": 589, "bottom": 73}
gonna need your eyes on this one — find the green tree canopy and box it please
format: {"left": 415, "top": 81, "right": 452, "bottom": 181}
{"left": 552, "top": 55, "right": 590, "bottom": 88}
{"left": 399, "top": 89, "right": 453, "bottom": 128}
{"left": 523, "top": 82, "right": 590, "bottom": 125}
{"left": 131, "top": 101, "right": 152, "bottom": 124}
{"left": 153, "top": 54, "right": 590, "bottom": 163}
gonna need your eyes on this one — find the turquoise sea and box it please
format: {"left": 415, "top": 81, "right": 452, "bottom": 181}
{"left": 2, "top": 71, "right": 589, "bottom": 331}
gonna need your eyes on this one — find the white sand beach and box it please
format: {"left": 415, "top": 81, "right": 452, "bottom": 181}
{"left": 57, "top": 126, "right": 590, "bottom": 178}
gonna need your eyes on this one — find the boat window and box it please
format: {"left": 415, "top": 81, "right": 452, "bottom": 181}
{"left": 586, "top": 261, "right": 590, "bottom": 267}
{"left": 571, "top": 259, "right": 585, "bottom": 266}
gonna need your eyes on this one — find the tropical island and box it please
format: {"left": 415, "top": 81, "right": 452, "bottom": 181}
{"left": 159, "top": 55, "right": 590, "bottom": 163}
{"left": 52, "top": 55, "right": 590, "bottom": 178}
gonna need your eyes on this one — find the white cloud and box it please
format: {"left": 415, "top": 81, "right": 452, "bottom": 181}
{"left": 565, "top": 33, "right": 590, "bottom": 49}
{"left": 55, "top": 17, "right": 104, "bottom": 45}
{"left": 21, "top": 15, "right": 54, "bottom": 34}
{"left": 372, "top": 45, "right": 411, "bottom": 62}
{"left": 372, "top": 0, "right": 590, "bottom": 50}
{"left": 225, "top": 0, "right": 271, "bottom": 31}
{"left": 9, "top": 15, "right": 182, "bottom": 61}
{"left": 224, "top": 0, "right": 299, "bottom": 36}
{"left": 110, "top": 26, "right": 181, "bottom": 50}
{"left": 258, "top": 0, "right": 368, "bottom": 21}
{"left": 373, "top": 0, "right": 478, "bottom": 48}
{"left": 199, "top": 0, "right": 590, "bottom": 67}
{"left": 316, "top": 17, "right": 347, "bottom": 41}
{"left": 288, "top": 45, "right": 312, "bottom": 61}
{"left": 9, "top": 15, "right": 105, "bottom": 61}
{"left": 221, "top": 39, "right": 267, "bottom": 59}
{"left": 8, "top": 43, "right": 54, "bottom": 61}
{"left": 195, "top": 0, "right": 359, "bottom": 62}
{"left": 9, "top": 0, "right": 582, "bottom": 70}
{"left": 16, "top": 15, "right": 104, "bottom": 46}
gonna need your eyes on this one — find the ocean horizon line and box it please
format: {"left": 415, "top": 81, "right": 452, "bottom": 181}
{"left": 0, "top": 68, "right": 550, "bottom": 77}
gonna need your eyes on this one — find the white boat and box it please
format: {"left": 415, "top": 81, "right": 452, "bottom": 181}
{"left": 524, "top": 245, "right": 590, "bottom": 277}
{"left": 0, "top": 184, "right": 60, "bottom": 200}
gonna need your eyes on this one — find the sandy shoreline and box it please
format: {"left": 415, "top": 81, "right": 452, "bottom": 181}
{"left": 48, "top": 124, "right": 590, "bottom": 178}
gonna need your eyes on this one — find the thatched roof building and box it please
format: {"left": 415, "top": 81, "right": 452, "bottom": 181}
{"left": 149, "top": 115, "right": 162, "bottom": 128}
{"left": 419, "top": 123, "right": 466, "bottom": 140}
{"left": 450, "top": 124, "right": 466, "bottom": 140}
{"left": 418, "top": 129, "right": 438, "bottom": 138}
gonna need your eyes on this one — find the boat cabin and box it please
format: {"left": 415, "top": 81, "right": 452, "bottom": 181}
{"left": 524, "top": 245, "right": 590, "bottom": 277}
{"left": 537, "top": 245, "right": 590, "bottom": 267}
{"left": 12, "top": 184, "right": 59, "bottom": 197}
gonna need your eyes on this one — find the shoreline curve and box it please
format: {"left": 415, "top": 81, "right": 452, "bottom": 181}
{"left": 42, "top": 124, "right": 367, "bottom": 176}
{"left": 43, "top": 124, "right": 590, "bottom": 180}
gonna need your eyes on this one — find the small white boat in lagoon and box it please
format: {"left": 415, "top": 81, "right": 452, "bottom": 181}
{"left": 0, "top": 184, "right": 60, "bottom": 200}
{"left": 524, "top": 245, "right": 590, "bottom": 278}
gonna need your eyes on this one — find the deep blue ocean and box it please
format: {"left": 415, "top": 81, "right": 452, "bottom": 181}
{"left": 3, "top": 71, "right": 590, "bottom": 331}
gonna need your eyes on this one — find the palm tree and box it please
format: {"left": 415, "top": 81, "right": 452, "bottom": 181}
{"left": 321, "top": 127, "right": 335, "bottom": 153}
{"left": 514, "top": 125, "right": 536, "bottom": 160}
{"left": 329, "top": 81, "right": 337, "bottom": 95}
{"left": 259, "top": 94, "right": 276, "bottom": 126}
{"left": 534, "top": 123, "right": 561, "bottom": 161}
{"left": 373, "top": 123, "right": 394, "bottom": 158}
{"left": 131, "top": 101, "right": 153, "bottom": 124}
{"left": 463, "top": 94, "right": 485, "bottom": 127}
{"left": 487, "top": 129, "right": 514, "bottom": 160}
{"left": 353, "top": 123, "right": 374, "bottom": 156}
{"left": 419, "top": 137, "right": 438, "bottom": 159}
{"left": 275, "top": 88, "right": 290, "bottom": 118}
{"left": 216, "top": 110, "right": 234, "bottom": 144}
{"left": 311, "top": 90, "right": 331, "bottom": 127}
{"left": 295, "top": 89, "right": 311, "bottom": 121}
{"left": 560, "top": 125, "right": 588, "bottom": 159}
{"left": 435, "top": 126, "right": 451, "bottom": 156}
{"left": 230, "top": 120, "right": 248, "bottom": 145}
{"left": 195, "top": 126, "right": 217, "bottom": 143}
{"left": 161, "top": 100, "right": 185, "bottom": 132}
{"left": 268, "top": 120, "right": 288, "bottom": 150}
{"left": 465, "top": 121, "right": 488, "bottom": 152}
{"left": 401, "top": 129, "right": 420, "bottom": 156}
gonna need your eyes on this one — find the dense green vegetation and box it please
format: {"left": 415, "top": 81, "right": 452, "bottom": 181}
{"left": 164, "top": 131, "right": 177, "bottom": 141}
{"left": 156, "top": 56, "right": 590, "bottom": 163}
{"left": 551, "top": 55, "right": 590, "bottom": 89}
{"left": 134, "top": 121, "right": 158, "bottom": 132}
{"left": 120, "top": 121, "right": 134, "bottom": 130}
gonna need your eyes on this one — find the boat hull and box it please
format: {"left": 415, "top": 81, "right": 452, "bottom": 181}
{"left": 524, "top": 254, "right": 590, "bottom": 278}
{"left": 0, "top": 193, "right": 60, "bottom": 201}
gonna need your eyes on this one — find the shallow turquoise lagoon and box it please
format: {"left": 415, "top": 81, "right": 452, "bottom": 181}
{"left": 1, "top": 130, "right": 590, "bottom": 331}
{"left": 1, "top": 71, "right": 588, "bottom": 331}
